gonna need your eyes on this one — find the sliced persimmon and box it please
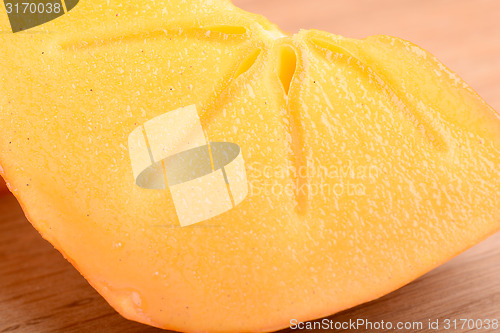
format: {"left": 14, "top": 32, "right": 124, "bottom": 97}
{"left": 0, "top": 1, "right": 498, "bottom": 332}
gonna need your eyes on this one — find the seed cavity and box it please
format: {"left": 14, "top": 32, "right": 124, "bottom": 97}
{"left": 234, "top": 48, "right": 262, "bottom": 79}
{"left": 278, "top": 45, "right": 297, "bottom": 96}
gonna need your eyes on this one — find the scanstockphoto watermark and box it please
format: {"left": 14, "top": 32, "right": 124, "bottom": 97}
{"left": 247, "top": 161, "right": 383, "bottom": 199}
{"left": 290, "top": 318, "right": 500, "bottom": 331}
{"left": 290, "top": 318, "right": 423, "bottom": 331}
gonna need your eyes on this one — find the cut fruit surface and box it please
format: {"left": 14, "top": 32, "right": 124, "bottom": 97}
{"left": 0, "top": 1, "right": 499, "bottom": 332}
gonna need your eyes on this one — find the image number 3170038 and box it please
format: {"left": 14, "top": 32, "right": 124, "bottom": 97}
{"left": 4, "top": 0, "right": 79, "bottom": 33}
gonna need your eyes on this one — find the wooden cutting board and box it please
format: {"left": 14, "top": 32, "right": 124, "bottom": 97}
{"left": 1, "top": 0, "right": 499, "bottom": 332}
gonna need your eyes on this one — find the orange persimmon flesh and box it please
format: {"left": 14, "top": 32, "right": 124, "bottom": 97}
{"left": 0, "top": 0, "right": 499, "bottom": 332}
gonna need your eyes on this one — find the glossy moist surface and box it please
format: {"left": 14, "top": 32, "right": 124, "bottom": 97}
{"left": 0, "top": 0, "right": 499, "bottom": 331}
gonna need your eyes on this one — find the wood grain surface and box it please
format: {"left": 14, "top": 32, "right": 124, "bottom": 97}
{"left": 0, "top": 180, "right": 7, "bottom": 193}
{"left": 1, "top": 0, "right": 500, "bottom": 332}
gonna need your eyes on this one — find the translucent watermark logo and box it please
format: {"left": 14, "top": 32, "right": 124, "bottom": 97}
{"left": 129, "top": 105, "right": 248, "bottom": 227}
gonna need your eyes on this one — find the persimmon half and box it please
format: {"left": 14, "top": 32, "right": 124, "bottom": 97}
{"left": 0, "top": 0, "right": 499, "bottom": 332}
